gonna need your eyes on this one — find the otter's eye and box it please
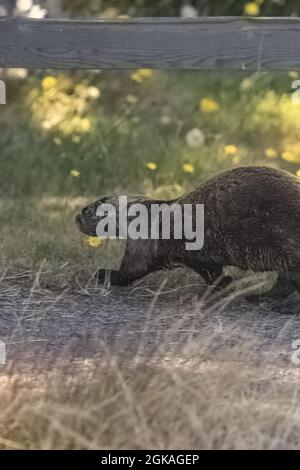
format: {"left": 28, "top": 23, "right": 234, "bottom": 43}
{"left": 82, "top": 207, "right": 94, "bottom": 218}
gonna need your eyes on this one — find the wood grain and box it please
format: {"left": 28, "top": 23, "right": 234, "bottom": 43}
{"left": 0, "top": 16, "right": 300, "bottom": 70}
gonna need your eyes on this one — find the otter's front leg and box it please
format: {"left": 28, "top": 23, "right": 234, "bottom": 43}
{"left": 97, "top": 239, "right": 164, "bottom": 286}
{"left": 97, "top": 269, "right": 125, "bottom": 286}
{"left": 97, "top": 267, "right": 150, "bottom": 286}
{"left": 97, "top": 250, "right": 157, "bottom": 287}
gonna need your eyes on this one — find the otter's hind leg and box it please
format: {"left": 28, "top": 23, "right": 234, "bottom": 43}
{"left": 265, "top": 270, "right": 300, "bottom": 314}
{"left": 290, "top": 270, "right": 300, "bottom": 291}
{"left": 246, "top": 273, "right": 294, "bottom": 303}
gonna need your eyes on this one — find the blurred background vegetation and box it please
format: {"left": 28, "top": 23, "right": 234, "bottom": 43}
{"left": 2, "top": 0, "right": 300, "bottom": 18}
{"left": 1, "top": 0, "right": 300, "bottom": 274}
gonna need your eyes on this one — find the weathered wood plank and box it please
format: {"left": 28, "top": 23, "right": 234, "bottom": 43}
{"left": 0, "top": 16, "right": 300, "bottom": 70}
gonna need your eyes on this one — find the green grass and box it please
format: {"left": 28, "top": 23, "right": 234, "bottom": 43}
{"left": 1, "top": 68, "right": 300, "bottom": 451}
{"left": 0, "top": 196, "right": 126, "bottom": 287}
{"left": 1, "top": 69, "right": 300, "bottom": 272}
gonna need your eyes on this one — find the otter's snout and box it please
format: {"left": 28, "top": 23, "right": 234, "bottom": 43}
{"left": 75, "top": 204, "right": 98, "bottom": 236}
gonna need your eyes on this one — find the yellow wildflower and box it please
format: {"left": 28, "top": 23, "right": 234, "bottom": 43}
{"left": 42, "top": 76, "right": 57, "bottom": 91}
{"left": 137, "top": 69, "right": 153, "bottom": 78}
{"left": 265, "top": 147, "right": 278, "bottom": 159}
{"left": 281, "top": 151, "right": 296, "bottom": 163}
{"left": 244, "top": 2, "right": 260, "bottom": 16}
{"left": 70, "top": 169, "right": 80, "bottom": 177}
{"left": 282, "top": 143, "right": 300, "bottom": 163}
{"left": 224, "top": 144, "right": 238, "bottom": 155}
{"left": 289, "top": 71, "right": 299, "bottom": 79}
{"left": 182, "top": 163, "right": 195, "bottom": 174}
{"left": 131, "top": 72, "right": 143, "bottom": 83}
{"left": 87, "top": 86, "right": 101, "bottom": 99}
{"left": 80, "top": 118, "right": 92, "bottom": 132}
{"left": 71, "top": 135, "right": 81, "bottom": 144}
{"left": 41, "top": 120, "right": 52, "bottom": 130}
{"left": 200, "top": 97, "right": 220, "bottom": 113}
{"left": 131, "top": 69, "right": 153, "bottom": 83}
{"left": 87, "top": 236, "right": 103, "bottom": 248}
{"left": 146, "top": 162, "right": 157, "bottom": 171}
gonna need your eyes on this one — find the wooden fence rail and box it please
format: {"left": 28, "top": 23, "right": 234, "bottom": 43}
{"left": 0, "top": 16, "right": 300, "bottom": 70}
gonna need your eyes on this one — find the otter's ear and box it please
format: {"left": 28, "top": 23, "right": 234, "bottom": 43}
{"left": 97, "top": 195, "right": 119, "bottom": 206}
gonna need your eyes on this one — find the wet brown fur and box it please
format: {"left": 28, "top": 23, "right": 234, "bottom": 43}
{"left": 76, "top": 166, "right": 300, "bottom": 299}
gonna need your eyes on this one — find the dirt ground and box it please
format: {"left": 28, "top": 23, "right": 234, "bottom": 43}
{"left": 1, "top": 268, "right": 300, "bottom": 449}
{"left": 1, "top": 268, "right": 299, "bottom": 371}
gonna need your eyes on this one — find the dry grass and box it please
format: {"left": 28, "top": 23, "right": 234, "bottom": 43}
{"left": 0, "top": 266, "right": 300, "bottom": 450}
{"left": 1, "top": 342, "right": 300, "bottom": 450}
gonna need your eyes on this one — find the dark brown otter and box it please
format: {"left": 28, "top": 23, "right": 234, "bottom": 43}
{"left": 76, "top": 166, "right": 300, "bottom": 299}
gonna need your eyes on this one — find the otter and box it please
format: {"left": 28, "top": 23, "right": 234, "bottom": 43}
{"left": 76, "top": 166, "right": 300, "bottom": 300}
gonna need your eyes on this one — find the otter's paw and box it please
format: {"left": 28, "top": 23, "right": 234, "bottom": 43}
{"left": 96, "top": 269, "right": 121, "bottom": 286}
{"left": 246, "top": 291, "right": 300, "bottom": 314}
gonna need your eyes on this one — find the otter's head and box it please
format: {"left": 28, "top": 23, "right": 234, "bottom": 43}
{"left": 75, "top": 195, "right": 146, "bottom": 237}
{"left": 76, "top": 195, "right": 120, "bottom": 236}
